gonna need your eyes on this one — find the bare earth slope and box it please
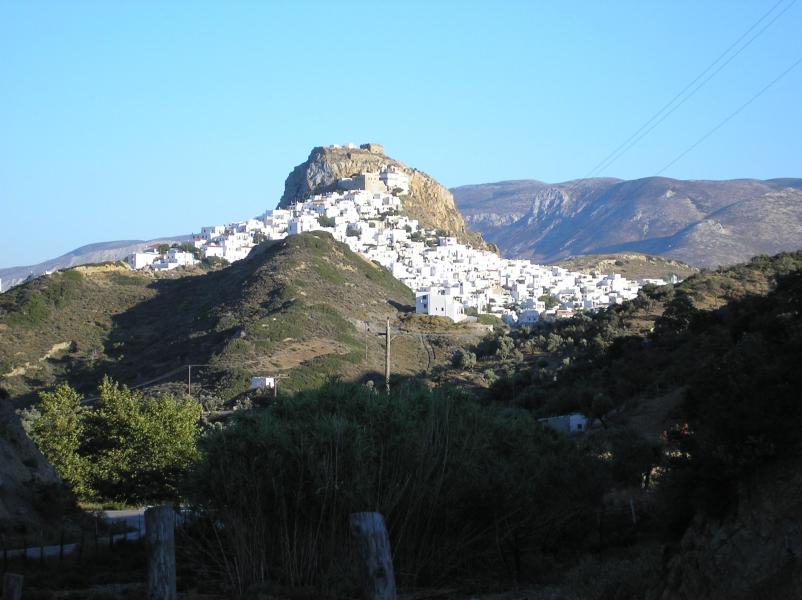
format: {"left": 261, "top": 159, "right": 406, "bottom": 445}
{"left": 452, "top": 177, "right": 802, "bottom": 267}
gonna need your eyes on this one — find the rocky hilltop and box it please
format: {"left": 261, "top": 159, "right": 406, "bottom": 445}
{"left": 279, "top": 145, "right": 489, "bottom": 249}
{"left": 452, "top": 177, "right": 802, "bottom": 267}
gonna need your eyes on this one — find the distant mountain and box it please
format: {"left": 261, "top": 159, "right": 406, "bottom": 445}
{"left": 0, "top": 236, "right": 190, "bottom": 292}
{"left": 452, "top": 177, "right": 802, "bottom": 267}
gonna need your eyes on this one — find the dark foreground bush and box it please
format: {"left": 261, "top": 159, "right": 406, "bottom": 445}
{"left": 184, "top": 381, "right": 604, "bottom": 595}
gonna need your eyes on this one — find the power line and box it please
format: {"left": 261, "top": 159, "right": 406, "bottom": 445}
{"left": 563, "top": 0, "right": 795, "bottom": 192}
{"left": 656, "top": 55, "right": 802, "bottom": 175}
{"left": 587, "top": 0, "right": 797, "bottom": 179}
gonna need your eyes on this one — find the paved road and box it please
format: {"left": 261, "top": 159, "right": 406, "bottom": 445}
{"left": 4, "top": 508, "right": 147, "bottom": 559}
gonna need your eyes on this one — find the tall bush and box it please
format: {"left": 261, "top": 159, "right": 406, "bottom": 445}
{"left": 185, "top": 381, "right": 603, "bottom": 594}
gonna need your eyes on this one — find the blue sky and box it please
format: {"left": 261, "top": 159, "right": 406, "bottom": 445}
{"left": 1, "top": 1, "right": 801, "bottom": 268}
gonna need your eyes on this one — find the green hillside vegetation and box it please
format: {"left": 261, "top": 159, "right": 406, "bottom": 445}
{"left": 472, "top": 252, "right": 802, "bottom": 532}
{"left": 554, "top": 252, "right": 698, "bottom": 282}
{"left": 185, "top": 380, "right": 607, "bottom": 594}
{"left": 477, "top": 251, "right": 801, "bottom": 416}
{"left": 0, "top": 233, "right": 448, "bottom": 406}
{"left": 0, "top": 262, "right": 204, "bottom": 400}
{"left": 31, "top": 377, "right": 200, "bottom": 503}
{"left": 8, "top": 246, "right": 802, "bottom": 598}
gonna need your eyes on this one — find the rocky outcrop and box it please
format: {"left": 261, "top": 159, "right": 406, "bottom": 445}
{"left": 279, "top": 145, "right": 490, "bottom": 250}
{"left": 0, "top": 398, "right": 75, "bottom": 540}
{"left": 654, "top": 462, "right": 802, "bottom": 600}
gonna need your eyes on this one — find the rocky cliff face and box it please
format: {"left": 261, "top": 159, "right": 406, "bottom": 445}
{"left": 279, "top": 145, "right": 490, "bottom": 249}
{"left": 653, "top": 462, "right": 802, "bottom": 600}
{"left": 0, "top": 398, "right": 74, "bottom": 540}
{"left": 452, "top": 177, "right": 802, "bottom": 267}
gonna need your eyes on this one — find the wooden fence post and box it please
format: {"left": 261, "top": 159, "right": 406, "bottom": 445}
{"left": 2, "top": 573, "right": 23, "bottom": 600}
{"left": 349, "top": 512, "right": 397, "bottom": 600}
{"left": 145, "top": 506, "right": 177, "bottom": 600}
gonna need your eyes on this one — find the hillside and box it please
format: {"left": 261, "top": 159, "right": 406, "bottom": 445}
{"left": 452, "top": 177, "right": 802, "bottom": 267}
{"left": 461, "top": 250, "right": 802, "bottom": 598}
{"left": 0, "top": 395, "right": 79, "bottom": 544}
{"left": 555, "top": 253, "right": 698, "bottom": 282}
{"left": 279, "top": 144, "right": 490, "bottom": 250}
{"left": 0, "top": 232, "right": 484, "bottom": 406}
{"left": 0, "top": 236, "right": 190, "bottom": 291}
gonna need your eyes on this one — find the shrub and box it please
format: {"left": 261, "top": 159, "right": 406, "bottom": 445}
{"left": 495, "top": 335, "right": 514, "bottom": 359}
{"left": 184, "top": 382, "right": 603, "bottom": 594}
{"left": 452, "top": 349, "right": 477, "bottom": 370}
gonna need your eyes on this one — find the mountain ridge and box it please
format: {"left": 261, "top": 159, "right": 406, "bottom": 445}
{"left": 0, "top": 236, "right": 190, "bottom": 291}
{"left": 452, "top": 176, "right": 802, "bottom": 267}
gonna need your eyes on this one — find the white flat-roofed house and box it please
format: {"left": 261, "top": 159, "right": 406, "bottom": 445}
{"left": 416, "top": 286, "right": 466, "bottom": 322}
{"left": 203, "top": 244, "right": 225, "bottom": 259}
{"left": 518, "top": 308, "right": 541, "bottom": 326}
{"left": 379, "top": 165, "right": 410, "bottom": 194}
{"left": 250, "top": 376, "right": 276, "bottom": 390}
{"left": 152, "top": 248, "right": 198, "bottom": 271}
{"left": 539, "top": 413, "right": 589, "bottom": 433}
{"left": 287, "top": 214, "right": 322, "bottom": 236}
{"left": 127, "top": 251, "right": 160, "bottom": 270}
{"left": 201, "top": 225, "right": 226, "bottom": 241}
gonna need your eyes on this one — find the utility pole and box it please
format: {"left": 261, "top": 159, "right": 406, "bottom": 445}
{"left": 365, "top": 321, "right": 369, "bottom": 364}
{"left": 385, "top": 317, "right": 391, "bottom": 394}
{"left": 187, "top": 365, "right": 192, "bottom": 396}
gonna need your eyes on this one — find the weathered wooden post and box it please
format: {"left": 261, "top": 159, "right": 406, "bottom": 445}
{"left": 349, "top": 512, "right": 397, "bottom": 600}
{"left": 384, "top": 318, "right": 391, "bottom": 394}
{"left": 145, "top": 505, "right": 177, "bottom": 600}
{"left": 2, "top": 573, "right": 24, "bottom": 600}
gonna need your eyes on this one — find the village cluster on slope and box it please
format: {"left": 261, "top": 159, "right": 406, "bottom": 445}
{"left": 126, "top": 164, "right": 670, "bottom": 325}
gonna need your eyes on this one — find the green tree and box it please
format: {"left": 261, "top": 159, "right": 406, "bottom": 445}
{"left": 539, "top": 293, "right": 559, "bottom": 310}
{"left": 31, "top": 384, "right": 91, "bottom": 496}
{"left": 87, "top": 377, "right": 202, "bottom": 502}
{"left": 496, "top": 335, "right": 514, "bottom": 360}
{"left": 178, "top": 242, "right": 201, "bottom": 258}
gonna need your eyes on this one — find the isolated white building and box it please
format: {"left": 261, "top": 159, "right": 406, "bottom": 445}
{"left": 250, "top": 376, "right": 276, "bottom": 390}
{"left": 538, "top": 413, "right": 589, "bottom": 434}
{"left": 127, "top": 251, "right": 160, "bottom": 270}
{"left": 416, "top": 286, "right": 466, "bottom": 322}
